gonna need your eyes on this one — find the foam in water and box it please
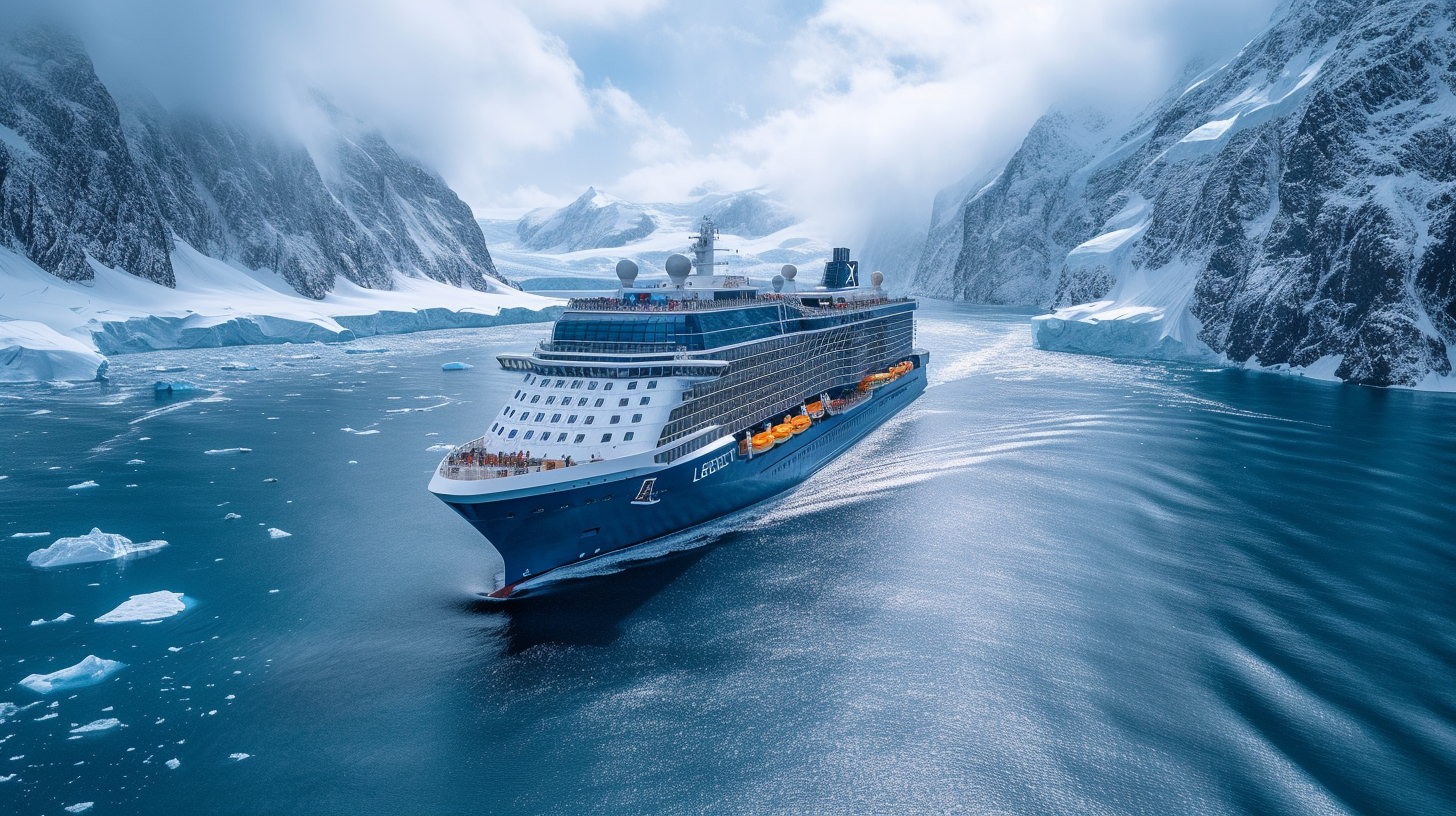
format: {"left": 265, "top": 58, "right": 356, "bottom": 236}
{"left": 94, "top": 591, "right": 188, "bottom": 624}
{"left": 18, "top": 656, "right": 125, "bottom": 694}
{"left": 27, "top": 529, "right": 168, "bottom": 568}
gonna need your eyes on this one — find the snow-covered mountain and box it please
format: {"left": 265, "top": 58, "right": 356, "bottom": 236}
{"left": 484, "top": 187, "right": 831, "bottom": 287}
{"left": 914, "top": 0, "right": 1456, "bottom": 388}
{"left": 0, "top": 26, "right": 548, "bottom": 381}
{"left": 0, "top": 26, "right": 510, "bottom": 300}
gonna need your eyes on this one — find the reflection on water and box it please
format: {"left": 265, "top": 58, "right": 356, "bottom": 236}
{"left": 1, "top": 303, "right": 1452, "bottom": 815}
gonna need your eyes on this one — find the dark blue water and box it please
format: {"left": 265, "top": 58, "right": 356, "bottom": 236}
{"left": 2, "top": 303, "right": 1453, "bottom": 815}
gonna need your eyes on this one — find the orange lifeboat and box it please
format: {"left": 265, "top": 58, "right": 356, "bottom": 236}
{"left": 806, "top": 401, "right": 825, "bottom": 419}
{"left": 790, "top": 415, "right": 812, "bottom": 434}
{"left": 772, "top": 423, "right": 794, "bottom": 441}
{"left": 751, "top": 431, "right": 776, "bottom": 452}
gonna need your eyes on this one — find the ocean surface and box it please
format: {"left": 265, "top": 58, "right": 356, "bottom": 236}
{"left": 2, "top": 301, "right": 1453, "bottom": 815}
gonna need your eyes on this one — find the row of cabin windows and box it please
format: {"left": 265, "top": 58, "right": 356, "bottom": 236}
{"left": 519, "top": 394, "right": 652, "bottom": 407}
{"left": 493, "top": 412, "right": 644, "bottom": 430}
{"left": 521, "top": 377, "right": 658, "bottom": 392}
{"left": 491, "top": 429, "right": 634, "bottom": 444}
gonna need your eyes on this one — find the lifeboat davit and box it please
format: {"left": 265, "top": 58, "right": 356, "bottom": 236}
{"left": 790, "top": 415, "right": 812, "bottom": 434}
{"left": 772, "top": 423, "right": 794, "bottom": 441}
{"left": 751, "top": 431, "right": 776, "bottom": 452}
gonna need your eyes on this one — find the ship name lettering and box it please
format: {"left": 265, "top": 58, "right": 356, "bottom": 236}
{"left": 693, "top": 450, "right": 735, "bottom": 482}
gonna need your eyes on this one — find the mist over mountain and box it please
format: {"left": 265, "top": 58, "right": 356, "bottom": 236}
{"left": 912, "top": 0, "right": 1456, "bottom": 388}
{"left": 0, "top": 26, "right": 509, "bottom": 301}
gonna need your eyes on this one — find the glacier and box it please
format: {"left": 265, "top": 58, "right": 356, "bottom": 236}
{"left": 0, "top": 321, "right": 107, "bottom": 383}
{"left": 17, "top": 656, "right": 125, "bottom": 694}
{"left": 27, "top": 529, "right": 168, "bottom": 568}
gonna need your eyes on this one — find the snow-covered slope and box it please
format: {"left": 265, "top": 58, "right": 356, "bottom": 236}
{"left": 918, "top": 0, "right": 1456, "bottom": 388}
{"left": 0, "top": 320, "right": 107, "bottom": 382}
{"left": 485, "top": 188, "right": 837, "bottom": 286}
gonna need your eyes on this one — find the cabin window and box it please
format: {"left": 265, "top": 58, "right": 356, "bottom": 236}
{"left": 530, "top": 395, "right": 540, "bottom": 403}
{"left": 496, "top": 427, "right": 503, "bottom": 435}
{"left": 508, "top": 429, "right": 518, "bottom": 438}
{"left": 545, "top": 396, "right": 556, "bottom": 405}
{"left": 631, "top": 414, "right": 642, "bottom": 423}
{"left": 490, "top": 423, "right": 498, "bottom": 432}
{"left": 555, "top": 379, "right": 565, "bottom": 387}
{"left": 574, "top": 434, "right": 585, "bottom": 443}
{"left": 603, "top": 382, "right": 614, "bottom": 391}
{"left": 567, "top": 415, "right": 578, "bottom": 424}
{"left": 647, "top": 380, "right": 658, "bottom": 389}
{"left": 524, "top": 431, "right": 534, "bottom": 440}
{"left": 578, "top": 397, "right": 588, "bottom": 406}
{"left": 571, "top": 380, "right": 583, "bottom": 389}
{"left": 610, "top": 415, "right": 621, "bottom": 425}
{"left": 594, "top": 398, "right": 604, "bottom": 407}
{"left": 588, "top": 381, "right": 599, "bottom": 390}
{"left": 618, "top": 398, "right": 629, "bottom": 407}
{"left": 639, "top": 397, "right": 650, "bottom": 406}
{"left": 601, "top": 433, "right": 612, "bottom": 443}
{"left": 584, "top": 416, "right": 595, "bottom": 425}
{"left": 513, "top": 390, "right": 521, "bottom": 399}
{"left": 534, "top": 413, "right": 545, "bottom": 422}
{"left": 551, "top": 414, "right": 562, "bottom": 423}
{"left": 556, "top": 433, "right": 568, "bottom": 442}
{"left": 627, "top": 381, "right": 638, "bottom": 390}
{"left": 624, "top": 432, "right": 635, "bottom": 441}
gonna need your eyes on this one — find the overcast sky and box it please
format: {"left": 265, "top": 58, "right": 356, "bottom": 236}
{"left": 44, "top": 0, "right": 1279, "bottom": 236}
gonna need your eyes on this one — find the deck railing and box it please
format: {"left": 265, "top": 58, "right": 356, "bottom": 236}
{"left": 436, "top": 437, "right": 584, "bottom": 481}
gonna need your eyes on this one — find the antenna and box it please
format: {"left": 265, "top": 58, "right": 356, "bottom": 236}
{"left": 688, "top": 215, "right": 731, "bottom": 276}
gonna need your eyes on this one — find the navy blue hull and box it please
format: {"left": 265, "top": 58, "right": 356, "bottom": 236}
{"left": 445, "top": 366, "right": 925, "bottom": 593}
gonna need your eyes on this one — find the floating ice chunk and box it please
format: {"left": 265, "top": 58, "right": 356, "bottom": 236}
{"left": 0, "top": 773, "right": 13, "bottom": 781}
{"left": 262, "top": 477, "right": 278, "bottom": 483}
{"left": 68, "top": 481, "right": 99, "bottom": 490}
{"left": 0, "top": 702, "right": 20, "bottom": 722}
{"left": 353, "top": 430, "right": 379, "bottom": 436}
{"left": 347, "top": 460, "right": 357, "bottom": 464}
{"left": 441, "top": 362, "right": 473, "bottom": 371}
{"left": 229, "top": 753, "right": 250, "bottom": 761}
{"left": 426, "top": 445, "right": 452, "bottom": 452}
{"left": 70, "top": 719, "right": 122, "bottom": 735}
{"left": 168, "top": 647, "right": 182, "bottom": 652}
{"left": 343, "top": 348, "right": 388, "bottom": 354}
{"left": 29, "top": 409, "right": 51, "bottom": 415}
{"left": 219, "top": 363, "right": 257, "bottom": 371}
{"left": 18, "top": 656, "right": 125, "bottom": 694}
{"left": 27, "top": 529, "right": 168, "bottom": 568}
{"left": 10, "top": 532, "right": 50, "bottom": 538}
{"left": 203, "top": 448, "right": 251, "bottom": 455}
{"left": 126, "top": 459, "right": 145, "bottom": 465}
{"left": 267, "top": 528, "right": 291, "bottom": 539}
{"left": 224, "top": 513, "right": 241, "bottom": 520}
{"left": 154, "top": 381, "right": 197, "bottom": 393}
{"left": 153, "top": 366, "right": 187, "bottom": 373}
{"left": 30, "top": 613, "right": 75, "bottom": 626}
{"left": 95, "top": 591, "right": 187, "bottom": 624}
{"left": 34, "top": 713, "right": 57, "bottom": 721}
{"left": 65, "top": 803, "right": 94, "bottom": 813}
{"left": 166, "top": 758, "right": 180, "bottom": 769}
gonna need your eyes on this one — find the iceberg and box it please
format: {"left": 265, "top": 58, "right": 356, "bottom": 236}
{"left": 68, "top": 480, "right": 99, "bottom": 490}
{"left": 95, "top": 591, "right": 187, "bottom": 624}
{"left": 17, "top": 655, "right": 125, "bottom": 694}
{"left": 65, "top": 803, "right": 94, "bottom": 814}
{"left": 154, "top": 381, "right": 197, "bottom": 393}
{"left": 30, "top": 613, "right": 75, "bottom": 626}
{"left": 229, "top": 753, "right": 251, "bottom": 761}
{"left": 10, "top": 532, "right": 50, "bottom": 538}
{"left": 203, "top": 448, "right": 252, "bottom": 455}
{"left": 440, "top": 362, "right": 473, "bottom": 371}
{"left": 267, "top": 528, "right": 291, "bottom": 539}
{"left": 165, "top": 758, "right": 180, "bottom": 769}
{"left": 27, "top": 528, "right": 168, "bottom": 568}
{"left": 0, "top": 320, "right": 107, "bottom": 383}
{"left": 219, "top": 362, "right": 257, "bottom": 371}
{"left": 69, "top": 718, "right": 122, "bottom": 734}
{"left": 224, "top": 513, "right": 241, "bottom": 520}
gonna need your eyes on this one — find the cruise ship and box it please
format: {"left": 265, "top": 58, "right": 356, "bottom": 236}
{"left": 429, "top": 217, "right": 928, "bottom": 597}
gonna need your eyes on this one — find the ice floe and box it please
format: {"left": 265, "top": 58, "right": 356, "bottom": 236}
{"left": 220, "top": 362, "right": 257, "bottom": 371}
{"left": 18, "top": 656, "right": 125, "bottom": 694}
{"left": 229, "top": 753, "right": 251, "bottom": 761}
{"left": 95, "top": 591, "right": 188, "bottom": 624}
{"left": 440, "top": 362, "right": 473, "bottom": 371}
{"left": 27, "top": 529, "right": 168, "bottom": 568}
{"left": 204, "top": 448, "right": 252, "bottom": 455}
{"left": 224, "top": 513, "right": 241, "bottom": 520}
{"left": 125, "top": 459, "right": 145, "bottom": 465}
{"left": 426, "top": 444, "right": 452, "bottom": 452}
{"left": 65, "top": 803, "right": 94, "bottom": 813}
{"left": 166, "top": 758, "right": 180, "bottom": 769}
{"left": 10, "top": 532, "right": 50, "bottom": 538}
{"left": 67, "top": 481, "right": 99, "bottom": 490}
{"left": 153, "top": 381, "right": 197, "bottom": 393}
{"left": 267, "top": 528, "right": 291, "bottom": 539}
{"left": 30, "top": 613, "right": 75, "bottom": 626}
{"left": 69, "top": 718, "right": 122, "bottom": 734}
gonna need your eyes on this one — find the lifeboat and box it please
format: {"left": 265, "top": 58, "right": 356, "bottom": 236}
{"left": 806, "top": 401, "right": 825, "bottom": 419}
{"left": 859, "top": 372, "right": 894, "bottom": 391}
{"left": 751, "top": 431, "right": 776, "bottom": 452}
{"left": 790, "top": 415, "right": 812, "bottom": 434}
{"left": 772, "top": 423, "right": 794, "bottom": 441}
